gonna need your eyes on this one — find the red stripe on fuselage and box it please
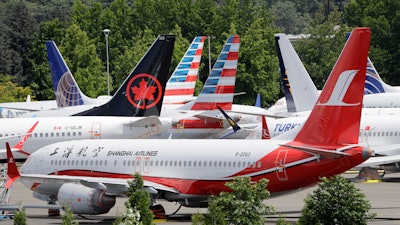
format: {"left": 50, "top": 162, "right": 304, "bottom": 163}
{"left": 190, "top": 102, "right": 232, "bottom": 110}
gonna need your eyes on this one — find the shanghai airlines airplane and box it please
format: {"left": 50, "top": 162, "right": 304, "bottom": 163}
{"left": 0, "top": 34, "right": 176, "bottom": 161}
{"left": 6, "top": 27, "right": 372, "bottom": 215}
{"left": 0, "top": 41, "right": 112, "bottom": 118}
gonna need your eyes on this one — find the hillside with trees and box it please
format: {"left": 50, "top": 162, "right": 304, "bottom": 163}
{"left": 0, "top": 0, "right": 399, "bottom": 107}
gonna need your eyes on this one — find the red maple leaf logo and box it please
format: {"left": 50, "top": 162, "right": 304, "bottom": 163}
{"left": 131, "top": 78, "right": 157, "bottom": 101}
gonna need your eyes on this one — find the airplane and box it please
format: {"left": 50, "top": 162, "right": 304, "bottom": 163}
{"left": 0, "top": 34, "right": 176, "bottom": 161}
{"left": 0, "top": 41, "right": 112, "bottom": 118}
{"left": 5, "top": 27, "right": 372, "bottom": 215}
{"left": 20, "top": 36, "right": 207, "bottom": 118}
{"left": 253, "top": 32, "right": 400, "bottom": 179}
{"left": 267, "top": 32, "right": 400, "bottom": 118}
{"left": 267, "top": 33, "right": 400, "bottom": 116}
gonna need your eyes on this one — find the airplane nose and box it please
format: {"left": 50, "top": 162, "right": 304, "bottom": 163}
{"left": 362, "top": 147, "right": 375, "bottom": 160}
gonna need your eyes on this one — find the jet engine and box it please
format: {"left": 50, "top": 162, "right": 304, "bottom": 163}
{"left": 57, "top": 183, "right": 116, "bottom": 215}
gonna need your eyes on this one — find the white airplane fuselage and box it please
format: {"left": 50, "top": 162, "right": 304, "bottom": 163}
{"left": 0, "top": 116, "right": 172, "bottom": 160}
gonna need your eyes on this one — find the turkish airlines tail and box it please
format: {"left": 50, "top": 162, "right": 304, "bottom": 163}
{"left": 46, "top": 41, "right": 97, "bottom": 107}
{"left": 183, "top": 35, "right": 240, "bottom": 110}
{"left": 163, "top": 36, "right": 206, "bottom": 104}
{"left": 293, "top": 27, "right": 371, "bottom": 147}
{"left": 73, "top": 34, "right": 175, "bottom": 117}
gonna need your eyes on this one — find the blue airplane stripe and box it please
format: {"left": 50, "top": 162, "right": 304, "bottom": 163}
{"left": 205, "top": 78, "right": 219, "bottom": 85}
{"left": 182, "top": 57, "right": 194, "bottom": 63}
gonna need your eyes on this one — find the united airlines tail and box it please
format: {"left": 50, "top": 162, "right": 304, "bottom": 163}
{"left": 73, "top": 34, "right": 175, "bottom": 117}
{"left": 180, "top": 35, "right": 240, "bottom": 111}
{"left": 163, "top": 36, "right": 206, "bottom": 104}
{"left": 46, "top": 41, "right": 98, "bottom": 107}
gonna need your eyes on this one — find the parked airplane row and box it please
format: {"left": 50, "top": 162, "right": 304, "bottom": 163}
{"left": 4, "top": 28, "right": 375, "bottom": 215}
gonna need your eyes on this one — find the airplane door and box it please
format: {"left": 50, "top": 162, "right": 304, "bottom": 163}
{"left": 275, "top": 150, "right": 288, "bottom": 181}
{"left": 135, "top": 157, "right": 141, "bottom": 174}
{"left": 90, "top": 123, "right": 102, "bottom": 139}
{"left": 143, "top": 157, "right": 150, "bottom": 173}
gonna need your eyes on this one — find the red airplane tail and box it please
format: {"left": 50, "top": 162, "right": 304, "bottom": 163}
{"left": 293, "top": 28, "right": 371, "bottom": 148}
{"left": 5, "top": 142, "right": 21, "bottom": 189}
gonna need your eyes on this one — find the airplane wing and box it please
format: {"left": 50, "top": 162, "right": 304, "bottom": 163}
{"left": 18, "top": 174, "right": 179, "bottom": 196}
{"left": 358, "top": 155, "right": 400, "bottom": 167}
{"left": 124, "top": 116, "right": 164, "bottom": 127}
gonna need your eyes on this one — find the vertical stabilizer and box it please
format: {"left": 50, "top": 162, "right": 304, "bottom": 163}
{"left": 274, "top": 34, "right": 319, "bottom": 113}
{"left": 46, "top": 41, "right": 93, "bottom": 107}
{"left": 293, "top": 28, "right": 370, "bottom": 147}
{"left": 189, "top": 35, "right": 240, "bottom": 110}
{"left": 163, "top": 36, "right": 206, "bottom": 104}
{"left": 73, "top": 34, "right": 175, "bottom": 117}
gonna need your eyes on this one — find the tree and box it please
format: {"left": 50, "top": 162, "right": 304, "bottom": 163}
{"left": 344, "top": 0, "right": 400, "bottom": 86}
{"left": 192, "top": 177, "right": 274, "bottom": 225}
{"left": 298, "top": 175, "right": 376, "bottom": 225}
{"left": 61, "top": 205, "right": 79, "bottom": 225}
{"left": 0, "top": 75, "right": 32, "bottom": 102}
{"left": 13, "top": 208, "right": 27, "bottom": 225}
{"left": 114, "top": 173, "right": 154, "bottom": 225}
{"left": 271, "top": 0, "right": 308, "bottom": 34}
{"left": 294, "top": 4, "right": 351, "bottom": 90}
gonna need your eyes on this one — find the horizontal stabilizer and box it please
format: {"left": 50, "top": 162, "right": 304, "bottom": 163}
{"left": 281, "top": 143, "right": 350, "bottom": 158}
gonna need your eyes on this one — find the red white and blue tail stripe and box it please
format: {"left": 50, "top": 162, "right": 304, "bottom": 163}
{"left": 190, "top": 35, "right": 240, "bottom": 110}
{"left": 163, "top": 36, "right": 206, "bottom": 104}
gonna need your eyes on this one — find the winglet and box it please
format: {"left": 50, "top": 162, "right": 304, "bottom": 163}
{"left": 73, "top": 34, "right": 176, "bottom": 117}
{"left": 293, "top": 27, "right": 371, "bottom": 147}
{"left": 12, "top": 121, "right": 39, "bottom": 154}
{"left": 5, "top": 142, "right": 21, "bottom": 189}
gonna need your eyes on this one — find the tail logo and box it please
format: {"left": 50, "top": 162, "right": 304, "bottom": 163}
{"left": 126, "top": 74, "right": 162, "bottom": 109}
{"left": 317, "top": 70, "right": 360, "bottom": 106}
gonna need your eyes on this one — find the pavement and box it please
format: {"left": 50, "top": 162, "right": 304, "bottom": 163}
{"left": 0, "top": 173, "right": 399, "bottom": 224}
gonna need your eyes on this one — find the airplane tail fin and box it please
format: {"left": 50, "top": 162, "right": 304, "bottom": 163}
{"left": 187, "top": 35, "right": 240, "bottom": 110}
{"left": 293, "top": 28, "right": 370, "bottom": 147}
{"left": 261, "top": 116, "right": 271, "bottom": 140}
{"left": 5, "top": 142, "right": 21, "bottom": 189}
{"left": 274, "top": 33, "right": 319, "bottom": 113}
{"left": 255, "top": 93, "right": 261, "bottom": 107}
{"left": 163, "top": 36, "right": 206, "bottom": 104}
{"left": 73, "top": 34, "right": 175, "bottom": 117}
{"left": 345, "top": 32, "right": 391, "bottom": 94}
{"left": 46, "top": 41, "right": 94, "bottom": 107}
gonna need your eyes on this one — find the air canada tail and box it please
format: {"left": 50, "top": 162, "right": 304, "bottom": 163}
{"left": 74, "top": 34, "right": 175, "bottom": 117}
{"left": 293, "top": 27, "right": 370, "bottom": 147}
{"left": 163, "top": 36, "right": 206, "bottom": 104}
{"left": 46, "top": 41, "right": 94, "bottom": 107}
{"left": 186, "top": 35, "right": 240, "bottom": 110}
{"left": 274, "top": 33, "right": 319, "bottom": 113}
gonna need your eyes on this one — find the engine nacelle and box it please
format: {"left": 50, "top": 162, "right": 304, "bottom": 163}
{"left": 57, "top": 183, "right": 116, "bottom": 215}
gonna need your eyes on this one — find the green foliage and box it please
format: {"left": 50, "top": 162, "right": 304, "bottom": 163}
{"left": 13, "top": 208, "right": 27, "bottom": 225}
{"left": 298, "top": 175, "right": 376, "bottom": 225}
{"left": 61, "top": 205, "right": 79, "bottom": 225}
{"left": 294, "top": 4, "right": 351, "bottom": 89}
{"left": 0, "top": 75, "right": 32, "bottom": 102}
{"left": 192, "top": 177, "right": 273, "bottom": 225}
{"left": 116, "top": 173, "right": 154, "bottom": 225}
{"left": 344, "top": 0, "right": 400, "bottom": 85}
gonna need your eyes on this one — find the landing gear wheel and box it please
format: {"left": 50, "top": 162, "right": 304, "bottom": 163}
{"left": 150, "top": 204, "right": 165, "bottom": 219}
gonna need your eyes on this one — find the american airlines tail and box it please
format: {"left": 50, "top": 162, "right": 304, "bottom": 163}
{"left": 274, "top": 33, "right": 319, "bottom": 113}
{"left": 163, "top": 36, "right": 206, "bottom": 104}
{"left": 293, "top": 28, "right": 370, "bottom": 147}
{"left": 73, "top": 34, "right": 175, "bottom": 117}
{"left": 46, "top": 41, "right": 101, "bottom": 107}
{"left": 180, "top": 35, "right": 240, "bottom": 111}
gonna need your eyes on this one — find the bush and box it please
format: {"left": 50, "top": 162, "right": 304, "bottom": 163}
{"left": 298, "top": 175, "right": 376, "bottom": 225}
